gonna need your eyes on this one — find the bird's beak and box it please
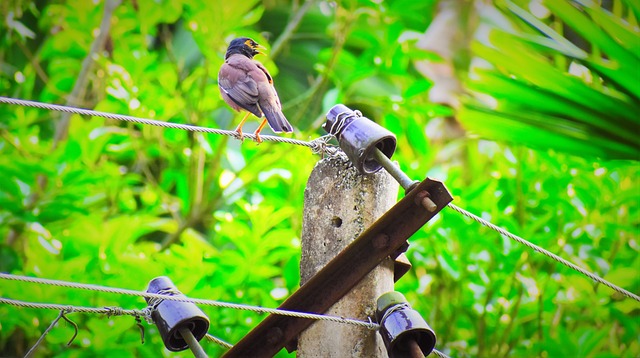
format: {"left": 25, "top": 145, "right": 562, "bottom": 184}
{"left": 254, "top": 44, "right": 267, "bottom": 55}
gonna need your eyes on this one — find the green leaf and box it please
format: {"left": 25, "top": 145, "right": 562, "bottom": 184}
{"left": 437, "top": 250, "right": 461, "bottom": 280}
{"left": 544, "top": 0, "right": 640, "bottom": 99}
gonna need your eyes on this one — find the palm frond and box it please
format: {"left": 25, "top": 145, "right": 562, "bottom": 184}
{"left": 459, "top": 0, "right": 640, "bottom": 160}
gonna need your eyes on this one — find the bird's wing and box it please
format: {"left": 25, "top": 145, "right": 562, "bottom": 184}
{"left": 218, "top": 55, "right": 262, "bottom": 116}
{"left": 252, "top": 60, "right": 282, "bottom": 109}
{"left": 252, "top": 60, "right": 293, "bottom": 133}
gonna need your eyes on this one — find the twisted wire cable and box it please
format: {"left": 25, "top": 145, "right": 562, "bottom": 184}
{"left": 0, "top": 96, "right": 339, "bottom": 155}
{"left": 205, "top": 334, "right": 234, "bottom": 350}
{"left": 0, "top": 296, "right": 145, "bottom": 316}
{"left": 447, "top": 203, "right": 640, "bottom": 302}
{"left": 432, "top": 349, "right": 451, "bottom": 358}
{"left": 0, "top": 273, "right": 379, "bottom": 330}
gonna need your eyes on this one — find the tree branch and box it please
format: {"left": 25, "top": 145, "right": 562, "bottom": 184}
{"left": 269, "top": 0, "right": 317, "bottom": 60}
{"left": 53, "top": 0, "right": 121, "bottom": 147}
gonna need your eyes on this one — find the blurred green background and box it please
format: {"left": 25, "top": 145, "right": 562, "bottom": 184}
{"left": 1, "top": 0, "right": 638, "bottom": 357}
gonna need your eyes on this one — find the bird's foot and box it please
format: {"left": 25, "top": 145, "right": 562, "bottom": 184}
{"left": 234, "top": 128, "right": 245, "bottom": 142}
{"left": 254, "top": 132, "right": 263, "bottom": 144}
{"left": 253, "top": 118, "right": 267, "bottom": 145}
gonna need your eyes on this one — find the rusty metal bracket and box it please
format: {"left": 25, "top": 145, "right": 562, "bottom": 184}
{"left": 222, "top": 177, "right": 453, "bottom": 358}
{"left": 393, "top": 253, "right": 412, "bottom": 282}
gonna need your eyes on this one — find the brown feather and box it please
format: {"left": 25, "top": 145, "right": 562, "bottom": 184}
{"left": 218, "top": 55, "right": 262, "bottom": 117}
{"left": 218, "top": 39, "right": 293, "bottom": 133}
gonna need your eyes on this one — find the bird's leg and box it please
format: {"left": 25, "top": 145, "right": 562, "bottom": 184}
{"left": 234, "top": 112, "right": 251, "bottom": 140}
{"left": 253, "top": 118, "right": 268, "bottom": 144}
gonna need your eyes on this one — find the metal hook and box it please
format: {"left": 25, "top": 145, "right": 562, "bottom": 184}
{"left": 135, "top": 314, "right": 145, "bottom": 344}
{"left": 60, "top": 310, "right": 79, "bottom": 346}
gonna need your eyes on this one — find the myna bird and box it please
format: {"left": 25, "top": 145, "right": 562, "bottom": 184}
{"left": 218, "top": 37, "right": 293, "bottom": 143}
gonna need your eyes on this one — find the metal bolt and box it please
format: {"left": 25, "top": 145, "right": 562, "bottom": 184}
{"left": 407, "top": 338, "right": 426, "bottom": 358}
{"left": 421, "top": 197, "right": 437, "bottom": 212}
{"left": 178, "top": 327, "right": 208, "bottom": 358}
{"left": 414, "top": 191, "right": 437, "bottom": 213}
{"left": 372, "top": 148, "right": 415, "bottom": 191}
{"left": 371, "top": 149, "right": 436, "bottom": 206}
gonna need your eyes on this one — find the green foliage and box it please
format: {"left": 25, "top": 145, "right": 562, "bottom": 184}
{"left": 460, "top": 0, "right": 640, "bottom": 160}
{"left": 0, "top": 0, "right": 638, "bottom": 357}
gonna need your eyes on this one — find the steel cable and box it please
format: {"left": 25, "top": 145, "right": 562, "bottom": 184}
{"left": 0, "top": 273, "right": 379, "bottom": 330}
{"left": 447, "top": 203, "right": 640, "bottom": 302}
{"left": 0, "top": 96, "right": 339, "bottom": 155}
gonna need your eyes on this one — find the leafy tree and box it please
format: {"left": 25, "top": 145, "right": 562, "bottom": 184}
{"left": 0, "top": 0, "right": 638, "bottom": 357}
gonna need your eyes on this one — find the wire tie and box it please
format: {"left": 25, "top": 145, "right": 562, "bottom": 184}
{"left": 309, "top": 135, "right": 328, "bottom": 154}
{"left": 328, "top": 109, "right": 362, "bottom": 137}
{"left": 379, "top": 302, "right": 410, "bottom": 326}
{"left": 366, "top": 317, "right": 378, "bottom": 331}
{"left": 140, "top": 307, "right": 155, "bottom": 324}
{"left": 309, "top": 134, "right": 339, "bottom": 157}
{"left": 105, "top": 306, "right": 125, "bottom": 317}
{"left": 146, "top": 287, "right": 182, "bottom": 310}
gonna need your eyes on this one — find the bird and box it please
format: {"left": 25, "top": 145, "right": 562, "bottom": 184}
{"left": 218, "top": 37, "right": 293, "bottom": 143}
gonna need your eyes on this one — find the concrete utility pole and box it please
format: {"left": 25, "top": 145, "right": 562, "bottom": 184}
{"left": 298, "top": 155, "right": 399, "bottom": 357}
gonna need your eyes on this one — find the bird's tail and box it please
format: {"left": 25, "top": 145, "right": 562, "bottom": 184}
{"left": 261, "top": 104, "right": 293, "bottom": 133}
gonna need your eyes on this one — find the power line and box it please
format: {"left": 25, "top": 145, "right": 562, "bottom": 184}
{"left": 2, "top": 95, "right": 635, "bottom": 353}
{"left": 205, "top": 334, "right": 234, "bottom": 350}
{"left": 2, "top": 296, "right": 233, "bottom": 352}
{"left": 0, "top": 273, "right": 379, "bottom": 330}
{"left": 6, "top": 95, "right": 635, "bottom": 301}
{"left": 447, "top": 203, "right": 640, "bottom": 302}
{"left": 432, "top": 349, "right": 451, "bottom": 358}
{"left": 0, "top": 296, "right": 146, "bottom": 317}
{"left": 0, "top": 96, "right": 339, "bottom": 155}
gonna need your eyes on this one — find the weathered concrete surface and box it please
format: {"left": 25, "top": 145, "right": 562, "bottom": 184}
{"left": 298, "top": 155, "right": 399, "bottom": 357}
